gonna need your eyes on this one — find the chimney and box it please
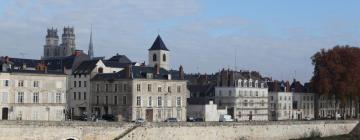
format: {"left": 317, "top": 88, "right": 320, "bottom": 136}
{"left": 154, "top": 64, "right": 160, "bottom": 75}
{"left": 125, "top": 64, "right": 132, "bottom": 78}
{"left": 74, "top": 50, "right": 82, "bottom": 56}
{"left": 179, "top": 65, "right": 184, "bottom": 80}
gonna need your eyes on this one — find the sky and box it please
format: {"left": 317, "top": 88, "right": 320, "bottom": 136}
{"left": 0, "top": 0, "right": 360, "bottom": 83}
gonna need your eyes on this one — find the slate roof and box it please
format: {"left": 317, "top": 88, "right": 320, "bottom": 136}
{"left": 92, "top": 66, "right": 183, "bottom": 81}
{"left": 72, "top": 60, "right": 99, "bottom": 74}
{"left": 103, "top": 60, "right": 129, "bottom": 68}
{"left": 0, "top": 57, "right": 41, "bottom": 69}
{"left": 45, "top": 53, "right": 90, "bottom": 71}
{"left": 108, "top": 54, "right": 132, "bottom": 64}
{"left": 3, "top": 69, "right": 66, "bottom": 75}
{"left": 148, "top": 35, "right": 169, "bottom": 51}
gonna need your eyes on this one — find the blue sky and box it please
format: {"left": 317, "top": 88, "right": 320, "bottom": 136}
{"left": 0, "top": 0, "right": 360, "bottom": 82}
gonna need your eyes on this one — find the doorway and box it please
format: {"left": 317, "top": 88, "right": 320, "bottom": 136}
{"left": 146, "top": 109, "right": 153, "bottom": 122}
{"left": 2, "top": 108, "right": 8, "bottom": 120}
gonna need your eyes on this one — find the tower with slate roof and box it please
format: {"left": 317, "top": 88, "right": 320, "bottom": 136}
{"left": 148, "top": 35, "right": 170, "bottom": 70}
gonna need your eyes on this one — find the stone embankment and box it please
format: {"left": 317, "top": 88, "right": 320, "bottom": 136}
{"left": 0, "top": 120, "right": 358, "bottom": 140}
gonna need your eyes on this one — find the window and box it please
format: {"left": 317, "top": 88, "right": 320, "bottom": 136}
{"left": 83, "top": 92, "right": 87, "bottom": 100}
{"left": 105, "top": 96, "right": 108, "bottom": 104}
{"left": 4, "top": 80, "right": 9, "bottom": 87}
{"left": 84, "top": 81, "right": 87, "bottom": 87}
{"left": 56, "top": 93, "right": 61, "bottom": 103}
{"left": 137, "top": 84, "right": 141, "bottom": 92}
{"left": 249, "top": 100, "right": 254, "bottom": 106}
{"left": 123, "top": 84, "right": 127, "bottom": 92}
{"left": 73, "top": 81, "right": 76, "bottom": 87}
{"left": 122, "top": 95, "right": 127, "bottom": 105}
{"left": 114, "top": 84, "right": 118, "bottom": 92}
{"left": 158, "top": 86, "right": 162, "bottom": 92}
{"left": 136, "top": 96, "right": 141, "bottom": 106}
{"left": 271, "top": 96, "right": 274, "bottom": 101}
{"left": 176, "top": 97, "right": 181, "bottom": 106}
{"left": 148, "top": 84, "right": 152, "bottom": 92}
{"left": 96, "top": 84, "right": 99, "bottom": 92}
{"left": 280, "top": 96, "right": 282, "bottom": 101}
{"left": 158, "top": 96, "right": 162, "bottom": 106}
{"left": 33, "top": 92, "right": 39, "bottom": 103}
{"left": 96, "top": 96, "right": 99, "bottom": 104}
{"left": 33, "top": 81, "right": 39, "bottom": 87}
{"left": 261, "top": 100, "right": 265, "bottom": 106}
{"left": 243, "top": 100, "right": 248, "bottom": 107}
{"left": 105, "top": 84, "right": 109, "bottom": 92}
{"left": 148, "top": 96, "right": 152, "bottom": 107}
{"left": 255, "top": 91, "right": 258, "bottom": 97}
{"left": 78, "top": 81, "right": 81, "bottom": 87}
{"left": 153, "top": 54, "right": 157, "bottom": 61}
{"left": 98, "top": 67, "right": 103, "bottom": 73}
{"left": 73, "top": 92, "right": 76, "bottom": 100}
{"left": 168, "top": 87, "right": 171, "bottom": 93}
{"left": 249, "top": 91, "right": 253, "bottom": 97}
{"left": 78, "top": 92, "right": 81, "bottom": 100}
{"left": 18, "top": 80, "right": 24, "bottom": 87}
{"left": 177, "top": 86, "right": 181, "bottom": 93}
{"left": 163, "top": 54, "right": 166, "bottom": 62}
{"left": 228, "top": 90, "right": 232, "bottom": 96}
{"left": 18, "top": 92, "right": 24, "bottom": 103}
{"left": 114, "top": 96, "right": 118, "bottom": 105}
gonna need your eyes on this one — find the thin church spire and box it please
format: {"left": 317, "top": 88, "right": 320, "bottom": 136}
{"left": 88, "top": 25, "right": 94, "bottom": 59}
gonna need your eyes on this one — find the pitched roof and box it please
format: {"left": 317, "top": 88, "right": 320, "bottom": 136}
{"left": 103, "top": 60, "right": 129, "bottom": 68}
{"left": 148, "top": 35, "right": 169, "bottom": 51}
{"left": 72, "top": 60, "right": 99, "bottom": 74}
{"left": 92, "top": 66, "right": 183, "bottom": 81}
{"left": 108, "top": 54, "right": 132, "bottom": 63}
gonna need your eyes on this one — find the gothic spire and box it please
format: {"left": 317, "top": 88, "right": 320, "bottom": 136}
{"left": 88, "top": 26, "right": 94, "bottom": 59}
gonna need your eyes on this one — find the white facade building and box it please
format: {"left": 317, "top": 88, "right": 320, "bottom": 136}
{"left": 215, "top": 70, "right": 268, "bottom": 121}
{"left": 0, "top": 68, "right": 67, "bottom": 121}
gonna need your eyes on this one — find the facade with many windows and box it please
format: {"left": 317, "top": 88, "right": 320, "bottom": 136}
{"left": 0, "top": 70, "right": 67, "bottom": 121}
{"left": 215, "top": 70, "right": 269, "bottom": 121}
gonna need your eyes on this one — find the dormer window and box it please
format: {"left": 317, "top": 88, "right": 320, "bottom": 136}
{"left": 255, "top": 80, "right": 258, "bottom": 88}
{"left": 249, "top": 79, "right": 253, "bottom": 87}
{"left": 153, "top": 54, "right": 157, "bottom": 61}
{"left": 98, "top": 67, "right": 103, "bottom": 73}
{"left": 243, "top": 80, "right": 247, "bottom": 87}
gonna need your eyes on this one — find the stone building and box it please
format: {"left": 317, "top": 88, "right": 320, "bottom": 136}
{"left": 0, "top": 58, "right": 67, "bottom": 121}
{"left": 89, "top": 35, "right": 188, "bottom": 122}
{"left": 268, "top": 80, "right": 293, "bottom": 120}
{"left": 291, "top": 80, "right": 315, "bottom": 120}
{"left": 68, "top": 56, "right": 132, "bottom": 120}
{"left": 43, "top": 27, "right": 76, "bottom": 60}
{"left": 214, "top": 70, "right": 269, "bottom": 121}
{"left": 317, "top": 94, "right": 356, "bottom": 119}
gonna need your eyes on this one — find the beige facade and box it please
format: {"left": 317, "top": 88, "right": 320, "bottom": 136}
{"left": 268, "top": 92, "right": 293, "bottom": 120}
{"left": 318, "top": 94, "right": 356, "bottom": 119}
{"left": 68, "top": 60, "right": 123, "bottom": 119}
{"left": 0, "top": 71, "right": 67, "bottom": 121}
{"left": 91, "top": 78, "right": 187, "bottom": 122}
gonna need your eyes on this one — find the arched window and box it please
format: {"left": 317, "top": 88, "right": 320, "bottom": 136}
{"left": 153, "top": 54, "right": 157, "bottom": 61}
{"left": 162, "top": 54, "right": 166, "bottom": 62}
{"left": 98, "top": 67, "right": 103, "bottom": 73}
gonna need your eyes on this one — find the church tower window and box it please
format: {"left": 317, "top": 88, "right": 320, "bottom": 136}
{"left": 163, "top": 54, "right": 166, "bottom": 62}
{"left": 153, "top": 54, "right": 157, "bottom": 61}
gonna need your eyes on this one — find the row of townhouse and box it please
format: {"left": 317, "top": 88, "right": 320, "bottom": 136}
{"left": 0, "top": 34, "right": 189, "bottom": 122}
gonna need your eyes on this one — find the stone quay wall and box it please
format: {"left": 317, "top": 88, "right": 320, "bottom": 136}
{"left": 0, "top": 120, "right": 358, "bottom": 140}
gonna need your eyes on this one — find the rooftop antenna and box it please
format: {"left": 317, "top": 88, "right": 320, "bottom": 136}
{"left": 234, "top": 48, "right": 237, "bottom": 71}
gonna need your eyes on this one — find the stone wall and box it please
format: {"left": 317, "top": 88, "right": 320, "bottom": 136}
{"left": 0, "top": 120, "right": 358, "bottom": 140}
{"left": 0, "top": 121, "right": 133, "bottom": 140}
{"left": 122, "top": 120, "right": 359, "bottom": 140}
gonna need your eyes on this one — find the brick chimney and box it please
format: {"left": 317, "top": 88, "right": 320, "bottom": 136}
{"left": 154, "top": 64, "right": 160, "bottom": 75}
{"left": 179, "top": 65, "right": 184, "bottom": 80}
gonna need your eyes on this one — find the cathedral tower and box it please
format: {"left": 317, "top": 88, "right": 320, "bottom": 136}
{"left": 148, "top": 35, "right": 170, "bottom": 70}
{"left": 61, "top": 26, "right": 76, "bottom": 57}
{"left": 43, "top": 28, "right": 59, "bottom": 59}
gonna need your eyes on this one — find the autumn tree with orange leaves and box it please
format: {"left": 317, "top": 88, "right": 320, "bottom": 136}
{"left": 311, "top": 45, "right": 360, "bottom": 119}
